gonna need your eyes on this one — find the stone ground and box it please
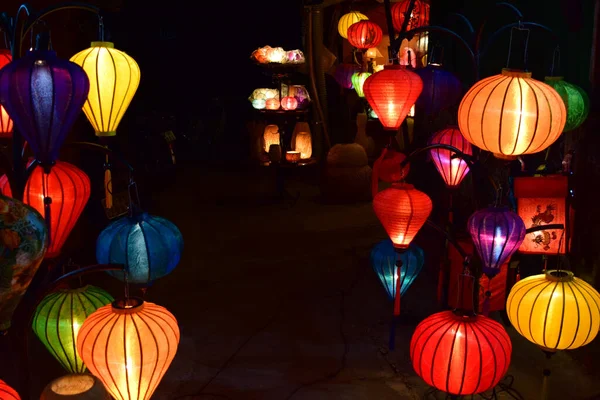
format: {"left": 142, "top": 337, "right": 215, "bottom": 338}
{"left": 16, "top": 164, "right": 600, "bottom": 399}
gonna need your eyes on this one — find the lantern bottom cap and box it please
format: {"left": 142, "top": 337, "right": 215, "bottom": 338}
{"left": 112, "top": 296, "right": 145, "bottom": 313}
{"left": 95, "top": 131, "right": 117, "bottom": 137}
{"left": 493, "top": 153, "right": 518, "bottom": 161}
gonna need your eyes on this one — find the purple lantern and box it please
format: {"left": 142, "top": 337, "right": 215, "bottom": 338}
{"left": 334, "top": 63, "right": 360, "bottom": 89}
{"left": 415, "top": 64, "right": 462, "bottom": 115}
{"left": 0, "top": 49, "right": 89, "bottom": 165}
{"left": 468, "top": 207, "right": 526, "bottom": 277}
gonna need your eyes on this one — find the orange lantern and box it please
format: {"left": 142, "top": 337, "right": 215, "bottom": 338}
{"left": 0, "top": 379, "right": 19, "bottom": 400}
{"left": 514, "top": 175, "right": 568, "bottom": 254}
{"left": 24, "top": 161, "right": 91, "bottom": 258}
{"left": 458, "top": 69, "right": 566, "bottom": 159}
{"left": 428, "top": 127, "right": 473, "bottom": 188}
{"left": 0, "top": 174, "right": 11, "bottom": 197}
{"left": 373, "top": 183, "right": 432, "bottom": 249}
{"left": 263, "top": 124, "right": 280, "bottom": 153}
{"left": 0, "top": 50, "right": 13, "bottom": 138}
{"left": 265, "top": 98, "right": 280, "bottom": 110}
{"left": 77, "top": 298, "right": 179, "bottom": 400}
{"left": 347, "top": 21, "right": 383, "bottom": 50}
{"left": 391, "top": 0, "right": 430, "bottom": 31}
{"left": 281, "top": 96, "right": 298, "bottom": 110}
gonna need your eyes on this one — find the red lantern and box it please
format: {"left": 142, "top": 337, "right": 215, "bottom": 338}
{"left": 24, "top": 161, "right": 91, "bottom": 258}
{"left": 0, "top": 50, "right": 13, "bottom": 138}
{"left": 281, "top": 96, "right": 298, "bottom": 110}
{"left": 428, "top": 127, "right": 473, "bottom": 188}
{"left": 373, "top": 183, "right": 432, "bottom": 249}
{"left": 391, "top": 0, "right": 430, "bottom": 32}
{"left": 0, "top": 174, "right": 11, "bottom": 197}
{"left": 364, "top": 65, "right": 423, "bottom": 130}
{"left": 372, "top": 149, "right": 411, "bottom": 198}
{"left": 347, "top": 21, "right": 383, "bottom": 50}
{"left": 0, "top": 379, "right": 20, "bottom": 400}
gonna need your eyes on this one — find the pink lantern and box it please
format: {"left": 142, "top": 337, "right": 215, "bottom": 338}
{"left": 281, "top": 96, "right": 298, "bottom": 110}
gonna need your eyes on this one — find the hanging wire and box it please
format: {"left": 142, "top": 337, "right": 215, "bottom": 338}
{"left": 98, "top": 15, "right": 104, "bottom": 41}
{"left": 505, "top": 22, "right": 531, "bottom": 70}
{"left": 494, "top": 184, "right": 503, "bottom": 207}
{"left": 550, "top": 45, "right": 560, "bottom": 77}
{"left": 2, "top": 30, "right": 9, "bottom": 49}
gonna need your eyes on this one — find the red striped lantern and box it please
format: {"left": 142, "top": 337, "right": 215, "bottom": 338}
{"left": 391, "top": 0, "right": 430, "bottom": 32}
{"left": 373, "top": 183, "right": 432, "bottom": 249}
{"left": 0, "top": 379, "right": 20, "bottom": 400}
{"left": 364, "top": 65, "right": 423, "bottom": 130}
{"left": 0, "top": 50, "right": 13, "bottom": 138}
{"left": 347, "top": 21, "right": 383, "bottom": 50}
{"left": 24, "top": 161, "right": 91, "bottom": 258}
{"left": 428, "top": 127, "right": 473, "bottom": 188}
{"left": 0, "top": 174, "right": 11, "bottom": 197}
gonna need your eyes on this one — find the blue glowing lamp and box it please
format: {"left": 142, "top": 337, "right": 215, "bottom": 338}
{"left": 370, "top": 240, "right": 424, "bottom": 301}
{"left": 96, "top": 212, "right": 183, "bottom": 285}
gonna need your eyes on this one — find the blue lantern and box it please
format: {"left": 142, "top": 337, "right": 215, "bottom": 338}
{"left": 96, "top": 212, "right": 183, "bottom": 285}
{"left": 415, "top": 64, "right": 462, "bottom": 115}
{"left": 370, "top": 240, "right": 424, "bottom": 300}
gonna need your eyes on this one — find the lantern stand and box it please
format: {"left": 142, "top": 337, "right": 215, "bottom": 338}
{"left": 388, "top": 248, "right": 404, "bottom": 350}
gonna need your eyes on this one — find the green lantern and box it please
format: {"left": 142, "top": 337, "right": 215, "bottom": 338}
{"left": 351, "top": 72, "right": 371, "bottom": 98}
{"left": 545, "top": 76, "right": 589, "bottom": 131}
{"left": 32, "top": 285, "right": 114, "bottom": 373}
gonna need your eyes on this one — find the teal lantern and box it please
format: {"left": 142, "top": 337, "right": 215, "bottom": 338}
{"left": 97, "top": 212, "right": 183, "bottom": 285}
{"left": 32, "top": 285, "right": 114, "bottom": 373}
{"left": 545, "top": 76, "right": 589, "bottom": 131}
{"left": 370, "top": 240, "right": 424, "bottom": 301}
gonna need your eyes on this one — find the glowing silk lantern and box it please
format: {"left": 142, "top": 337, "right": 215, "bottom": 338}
{"left": 363, "top": 65, "right": 423, "bottom": 130}
{"left": 468, "top": 207, "right": 526, "bottom": 278}
{"left": 263, "top": 124, "right": 280, "bottom": 153}
{"left": 0, "top": 48, "right": 89, "bottom": 164}
{"left": 294, "top": 131, "right": 312, "bottom": 159}
{"left": 281, "top": 96, "right": 298, "bottom": 110}
{"left": 266, "top": 98, "right": 280, "bottom": 110}
{"left": 514, "top": 175, "right": 568, "bottom": 254}
{"left": 0, "top": 380, "right": 20, "bottom": 400}
{"left": 399, "top": 47, "right": 417, "bottom": 68}
{"left": 266, "top": 47, "right": 286, "bottom": 63}
{"left": 70, "top": 42, "right": 140, "bottom": 137}
{"left": 97, "top": 213, "right": 183, "bottom": 285}
{"left": 391, "top": 0, "right": 430, "bottom": 31}
{"left": 415, "top": 64, "right": 462, "bottom": 115}
{"left": 32, "top": 285, "right": 114, "bottom": 374}
{"left": 347, "top": 21, "right": 383, "bottom": 50}
{"left": 351, "top": 72, "right": 371, "bottom": 98}
{"left": 77, "top": 298, "right": 180, "bottom": 400}
{"left": 373, "top": 183, "right": 432, "bottom": 249}
{"left": 0, "top": 174, "right": 11, "bottom": 197}
{"left": 544, "top": 76, "right": 589, "bottom": 131}
{"left": 24, "top": 161, "right": 90, "bottom": 258}
{"left": 0, "top": 50, "right": 13, "bottom": 138}
{"left": 428, "top": 127, "right": 472, "bottom": 188}
{"left": 458, "top": 69, "right": 566, "bottom": 159}
{"left": 334, "top": 63, "right": 360, "bottom": 89}
{"left": 370, "top": 240, "right": 424, "bottom": 300}
{"left": 410, "top": 311, "right": 511, "bottom": 396}
{"left": 0, "top": 195, "right": 48, "bottom": 331}
{"left": 40, "top": 374, "right": 109, "bottom": 400}
{"left": 338, "top": 11, "right": 368, "bottom": 39}
{"left": 507, "top": 270, "right": 600, "bottom": 351}
{"left": 252, "top": 99, "right": 266, "bottom": 110}
{"left": 288, "top": 85, "right": 311, "bottom": 109}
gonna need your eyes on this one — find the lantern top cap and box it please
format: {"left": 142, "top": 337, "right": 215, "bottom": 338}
{"left": 90, "top": 41, "right": 115, "bottom": 48}
{"left": 451, "top": 309, "right": 478, "bottom": 320}
{"left": 544, "top": 76, "right": 564, "bottom": 82}
{"left": 112, "top": 296, "right": 144, "bottom": 313}
{"left": 501, "top": 68, "right": 532, "bottom": 78}
{"left": 545, "top": 269, "right": 574, "bottom": 282}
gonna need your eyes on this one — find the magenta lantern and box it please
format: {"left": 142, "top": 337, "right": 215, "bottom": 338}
{"left": 281, "top": 96, "right": 298, "bottom": 110}
{"left": 334, "top": 63, "right": 360, "bottom": 89}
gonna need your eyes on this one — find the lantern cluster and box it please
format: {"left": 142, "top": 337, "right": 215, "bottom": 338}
{"left": 251, "top": 45, "right": 305, "bottom": 64}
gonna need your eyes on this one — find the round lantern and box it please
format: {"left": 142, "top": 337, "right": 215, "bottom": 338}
{"left": 544, "top": 76, "right": 589, "bottom": 131}
{"left": 24, "top": 161, "right": 91, "bottom": 258}
{"left": 458, "top": 69, "right": 566, "bottom": 159}
{"left": 370, "top": 240, "right": 424, "bottom": 300}
{"left": 363, "top": 65, "right": 423, "bottom": 130}
{"left": 251, "top": 99, "right": 266, "bottom": 110}
{"left": 77, "top": 298, "right": 180, "bottom": 400}
{"left": 415, "top": 64, "right": 462, "bottom": 115}
{"left": 338, "top": 11, "right": 368, "bottom": 39}
{"left": 391, "top": 0, "right": 430, "bottom": 32}
{"left": 347, "top": 20, "right": 383, "bottom": 50}
{"left": 0, "top": 195, "right": 48, "bottom": 331}
{"left": 351, "top": 72, "right": 371, "bottom": 98}
{"left": 265, "top": 98, "right": 280, "bottom": 110}
{"left": 0, "top": 380, "right": 20, "bottom": 400}
{"left": 266, "top": 47, "right": 286, "bottom": 63}
{"left": 41, "top": 374, "right": 109, "bottom": 400}
{"left": 334, "top": 63, "right": 360, "bottom": 89}
{"left": 70, "top": 42, "right": 140, "bottom": 137}
{"left": 0, "top": 174, "right": 11, "bottom": 197}
{"left": 263, "top": 124, "right": 280, "bottom": 153}
{"left": 281, "top": 96, "right": 298, "bottom": 110}
{"left": 428, "top": 127, "right": 472, "bottom": 188}
{"left": 97, "top": 212, "right": 183, "bottom": 285}
{"left": 410, "top": 311, "right": 511, "bottom": 396}
{"left": 373, "top": 183, "right": 432, "bottom": 249}
{"left": 507, "top": 270, "right": 600, "bottom": 351}
{"left": 0, "top": 49, "right": 89, "bottom": 164}
{"left": 468, "top": 207, "right": 526, "bottom": 278}
{"left": 0, "top": 50, "right": 13, "bottom": 138}
{"left": 288, "top": 85, "right": 311, "bottom": 109}
{"left": 32, "top": 285, "right": 114, "bottom": 374}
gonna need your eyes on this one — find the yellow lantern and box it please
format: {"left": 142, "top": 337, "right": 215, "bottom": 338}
{"left": 338, "top": 12, "right": 368, "bottom": 39}
{"left": 506, "top": 270, "right": 600, "bottom": 351}
{"left": 294, "top": 131, "right": 312, "bottom": 160}
{"left": 263, "top": 125, "right": 280, "bottom": 153}
{"left": 70, "top": 42, "right": 140, "bottom": 137}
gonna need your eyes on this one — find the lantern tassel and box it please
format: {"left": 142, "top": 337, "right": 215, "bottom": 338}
{"left": 437, "top": 265, "right": 445, "bottom": 305}
{"left": 390, "top": 255, "right": 403, "bottom": 351}
{"left": 372, "top": 147, "right": 387, "bottom": 198}
{"left": 482, "top": 281, "right": 491, "bottom": 317}
{"left": 43, "top": 196, "right": 52, "bottom": 244}
{"left": 104, "top": 161, "right": 113, "bottom": 209}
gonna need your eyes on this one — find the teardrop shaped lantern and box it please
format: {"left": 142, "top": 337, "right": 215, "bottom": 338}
{"left": 70, "top": 42, "right": 140, "bottom": 137}
{"left": 363, "top": 65, "right": 423, "bottom": 130}
{"left": 347, "top": 20, "right": 383, "bottom": 50}
{"left": 391, "top": 0, "right": 430, "bottom": 31}
{"left": 334, "top": 63, "right": 360, "bottom": 89}
{"left": 338, "top": 12, "right": 369, "bottom": 39}
{"left": 468, "top": 207, "right": 526, "bottom": 278}
{"left": 544, "top": 76, "right": 589, "bottom": 132}
{"left": 0, "top": 50, "right": 13, "bottom": 138}
{"left": 0, "top": 379, "right": 20, "bottom": 400}
{"left": 410, "top": 311, "right": 511, "bottom": 396}
{"left": 415, "top": 64, "right": 462, "bottom": 115}
{"left": 428, "top": 127, "right": 472, "bottom": 188}
{"left": 32, "top": 285, "right": 114, "bottom": 374}
{"left": 0, "top": 49, "right": 89, "bottom": 164}
{"left": 371, "top": 240, "right": 424, "bottom": 300}
{"left": 24, "top": 161, "right": 91, "bottom": 258}
{"left": 373, "top": 183, "right": 432, "bottom": 249}
{"left": 97, "top": 212, "right": 183, "bottom": 285}
{"left": 0, "top": 174, "right": 11, "bottom": 197}
{"left": 458, "top": 69, "right": 566, "bottom": 159}
{"left": 507, "top": 270, "right": 600, "bottom": 351}
{"left": 77, "top": 298, "right": 180, "bottom": 400}
{"left": 351, "top": 72, "right": 371, "bottom": 98}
